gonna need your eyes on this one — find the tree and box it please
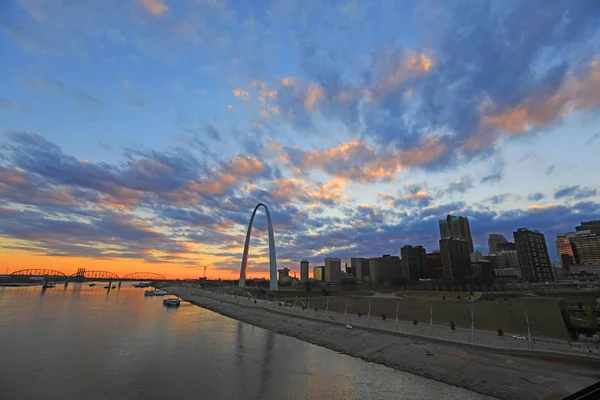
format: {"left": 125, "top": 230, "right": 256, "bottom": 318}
{"left": 382, "top": 314, "right": 387, "bottom": 321}
{"left": 413, "top": 319, "right": 418, "bottom": 325}
{"left": 303, "top": 281, "right": 312, "bottom": 292}
{"left": 584, "top": 306, "right": 597, "bottom": 328}
{"left": 449, "top": 321, "right": 456, "bottom": 330}
{"left": 497, "top": 328, "right": 504, "bottom": 337}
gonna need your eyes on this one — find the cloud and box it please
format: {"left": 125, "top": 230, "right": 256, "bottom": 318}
{"left": 545, "top": 165, "right": 556, "bottom": 175}
{"left": 480, "top": 159, "right": 505, "bottom": 184}
{"left": 443, "top": 177, "right": 474, "bottom": 195}
{"left": 137, "top": 0, "right": 168, "bottom": 15}
{"left": 528, "top": 192, "right": 545, "bottom": 201}
{"left": 486, "top": 193, "right": 511, "bottom": 205}
{"left": 248, "top": 1, "right": 600, "bottom": 181}
{"left": 276, "top": 137, "right": 449, "bottom": 183}
{"left": 554, "top": 185, "right": 598, "bottom": 200}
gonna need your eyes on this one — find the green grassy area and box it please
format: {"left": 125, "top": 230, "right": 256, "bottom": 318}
{"left": 536, "top": 291, "right": 600, "bottom": 306}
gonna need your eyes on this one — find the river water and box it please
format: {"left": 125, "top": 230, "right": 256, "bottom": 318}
{"left": 0, "top": 285, "right": 494, "bottom": 400}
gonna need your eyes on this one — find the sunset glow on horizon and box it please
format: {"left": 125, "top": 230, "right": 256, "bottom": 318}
{"left": 1, "top": 0, "right": 599, "bottom": 280}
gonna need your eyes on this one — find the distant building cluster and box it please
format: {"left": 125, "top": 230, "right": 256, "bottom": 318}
{"left": 296, "top": 216, "right": 600, "bottom": 286}
{"left": 556, "top": 220, "right": 600, "bottom": 277}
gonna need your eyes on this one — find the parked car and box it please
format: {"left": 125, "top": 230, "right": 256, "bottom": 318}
{"left": 512, "top": 335, "right": 527, "bottom": 340}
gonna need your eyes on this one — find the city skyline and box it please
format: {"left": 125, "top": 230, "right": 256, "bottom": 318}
{"left": 1, "top": 0, "right": 600, "bottom": 279}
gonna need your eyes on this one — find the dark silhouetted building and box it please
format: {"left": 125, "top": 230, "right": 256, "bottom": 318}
{"left": 569, "top": 230, "right": 600, "bottom": 265}
{"left": 488, "top": 234, "right": 508, "bottom": 254}
{"left": 439, "top": 215, "right": 474, "bottom": 253}
{"left": 471, "top": 260, "right": 494, "bottom": 283}
{"left": 300, "top": 260, "right": 309, "bottom": 282}
{"left": 426, "top": 251, "right": 443, "bottom": 279}
{"left": 313, "top": 266, "right": 324, "bottom": 281}
{"left": 278, "top": 268, "right": 290, "bottom": 281}
{"left": 401, "top": 245, "right": 427, "bottom": 280}
{"left": 345, "top": 257, "right": 361, "bottom": 277}
{"left": 576, "top": 220, "right": 600, "bottom": 235}
{"left": 354, "top": 258, "right": 370, "bottom": 281}
{"left": 369, "top": 255, "right": 403, "bottom": 284}
{"left": 496, "top": 242, "right": 517, "bottom": 252}
{"left": 439, "top": 238, "right": 472, "bottom": 282}
{"left": 556, "top": 233, "right": 576, "bottom": 268}
{"left": 324, "top": 258, "right": 341, "bottom": 283}
{"left": 513, "top": 228, "right": 553, "bottom": 282}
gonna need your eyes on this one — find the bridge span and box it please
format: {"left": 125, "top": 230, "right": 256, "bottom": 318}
{"left": 8, "top": 268, "right": 168, "bottom": 281}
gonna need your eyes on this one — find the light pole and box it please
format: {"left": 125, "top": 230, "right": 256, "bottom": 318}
{"left": 525, "top": 311, "right": 532, "bottom": 349}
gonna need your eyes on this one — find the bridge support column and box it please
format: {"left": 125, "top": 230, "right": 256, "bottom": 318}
{"left": 118, "top": 280, "right": 122, "bottom": 288}
{"left": 64, "top": 281, "right": 69, "bottom": 288}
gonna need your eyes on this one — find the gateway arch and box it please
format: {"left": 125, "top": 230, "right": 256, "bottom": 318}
{"left": 239, "top": 203, "right": 278, "bottom": 291}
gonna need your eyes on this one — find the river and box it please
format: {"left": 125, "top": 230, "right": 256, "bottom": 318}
{"left": 0, "top": 285, "right": 494, "bottom": 400}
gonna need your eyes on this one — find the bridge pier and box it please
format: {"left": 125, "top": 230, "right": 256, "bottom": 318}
{"left": 64, "top": 281, "right": 69, "bottom": 288}
{"left": 108, "top": 279, "right": 112, "bottom": 291}
{"left": 118, "top": 280, "right": 122, "bottom": 288}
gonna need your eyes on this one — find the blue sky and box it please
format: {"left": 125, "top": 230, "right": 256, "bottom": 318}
{"left": 1, "top": 0, "right": 599, "bottom": 278}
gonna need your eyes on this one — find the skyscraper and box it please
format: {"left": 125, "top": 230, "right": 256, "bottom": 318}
{"left": 576, "top": 220, "right": 600, "bottom": 235}
{"left": 368, "top": 255, "right": 403, "bottom": 284}
{"left": 513, "top": 228, "right": 553, "bottom": 282}
{"left": 345, "top": 257, "right": 361, "bottom": 276}
{"left": 324, "top": 258, "right": 341, "bottom": 283}
{"left": 400, "top": 245, "right": 427, "bottom": 280}
{"left": 556, "top": 233, "right": 576, "bottom": 268}
{"left": 488, "top": 234, "right": 508, "bottom": 254}
{"left": 313, "top": 266, "right": 324, "bottom": 281}
{"left": 300, "top": 260, "right": 309, "bottom": 282}
{"left": 569, "top": 230, "right": 600, "bottom": 265}
{"left": 439, "top": 215, "right": 474, "bottom": 253}
{"left": 426, "top": 251, "right": 443, "bottom": 279}
{"left": 439, "top": 238, "right": 472, "bottom": 282}
{"left": 354, "top": 258, "right": 370, "bottom": 281}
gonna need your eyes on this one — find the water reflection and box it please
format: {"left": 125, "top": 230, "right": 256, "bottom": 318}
{"left": 0, "top": 286, "right": 492, "bottom": 400}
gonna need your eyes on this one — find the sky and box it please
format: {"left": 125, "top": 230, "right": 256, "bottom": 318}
{"left": 1, "top": 0, "right": 600, "bottom": 279}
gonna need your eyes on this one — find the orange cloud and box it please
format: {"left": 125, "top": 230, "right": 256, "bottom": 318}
{"left": 233, "top": 88, "right": 250, "bottom": 100}
{"left": 528, "top": 204, "right": 558, "bottom": 211}
{"left": 137, "top": 0, "right": 168, "bottom": 14}
{"left": 303, "top": 84, "right": 324, "bottom": 110}
{"left": 278, "top": 137, "right": 448, "bottom": 182}
{"left": 469, "top": 59, "right": 600, "bottom": 152}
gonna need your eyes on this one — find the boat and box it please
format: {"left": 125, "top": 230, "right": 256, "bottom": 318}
{"left": 133, "top": 282, "right": 151, "bottom": 288}
{"left": 144, "top": 290, "right": 166, "bottom": 296}
{"left": 111, "top": 286, "right": 117, "bottom": 289}
{"left": 89, "top": 283, "right": 96, "bottom": 287}
{"left": 42, "top": 283, "right": 56, "bottom": 289}
{"left": 163, "top": 298, "right": 181, "bottom": 307}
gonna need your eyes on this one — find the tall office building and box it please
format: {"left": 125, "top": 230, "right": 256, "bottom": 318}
{"left": 354, "top": 258, "right": 371, "bottom": 281}
{"left": 497, "top": 242, "right": 517, "bottom": 252}
{"left": 488, "top": 234, "right": 508, "bottom": 254}
{"left": 300, "top": 260, "right": 309, "bottom": 282}
{"left": 324, "top": 258, "right": 342, "bottom": 283}
{"left": 513, "top": 228, "right": 553, "bottom": 282}
{"left": 556, "top": 233, "right": 576, "bottom": 268}
{"left": 439, "top": 215, "right": 474, "bottom": 253}
{"left": 400, "top": 245, "right": 427, "bottom": 280}
{"left": 369, "top": 255, "right": 403, "bottom": 284}
{"left": 313, "top": 266, "right": 324, "bottom": 281}
{"left": 569, "top": 230, "right": 600, "bottom": 265}
{"left": 439, "top": 238, "right": 472, "bottom": 282}
{"left": 426, "top": 251, "right": 443, "bottom": 279}
{"left": 576, "top": 220, "right": 600, "bottom": 235}
{"left": 345, "top": 257, "right": 361, "bottom": 276}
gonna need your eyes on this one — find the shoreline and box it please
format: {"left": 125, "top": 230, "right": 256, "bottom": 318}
{"left": 166, "top": 287, "right": 599, "bottom": 400}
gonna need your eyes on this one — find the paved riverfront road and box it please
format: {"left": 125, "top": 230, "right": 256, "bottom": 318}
{"left": 0, "top": 285, "right": 494, "bottom": 400}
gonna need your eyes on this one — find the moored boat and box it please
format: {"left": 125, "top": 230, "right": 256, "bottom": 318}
{"left": 163, "top": 298, "right": 180, "bottom": 307}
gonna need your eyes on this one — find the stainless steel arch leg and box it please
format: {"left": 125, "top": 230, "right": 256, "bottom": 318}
{"left": 239, "top": 203, "right": 278, "bottom": 291}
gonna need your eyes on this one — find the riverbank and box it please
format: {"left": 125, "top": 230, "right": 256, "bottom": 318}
{"left": 165, "top": 286, "right": 599, "bottom": 400}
